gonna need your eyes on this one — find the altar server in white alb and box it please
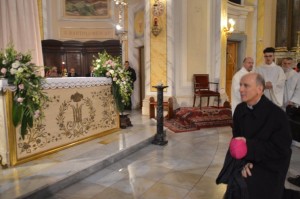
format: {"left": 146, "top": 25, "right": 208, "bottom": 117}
{"left": 231, "top": 57, "right": 255, "bottom": 114}
{"left": 256, "top": 47, "right": 286, "bottom": 107}
{"left": 281, "top": 57, "right": 300, "bottom": 108}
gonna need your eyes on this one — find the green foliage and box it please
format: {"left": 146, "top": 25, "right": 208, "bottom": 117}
{"left": 92, "top": 51, "right": 133, "bottom": 114}
{"left": 0, "top": 44, "right": 48, "bottom": 139}
{"left": 112, "top": 81, "right": 125, "bottom": 113}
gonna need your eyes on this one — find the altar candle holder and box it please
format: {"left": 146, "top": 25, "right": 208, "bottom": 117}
{"left": 61, "top": 62, "right": 65, "bottom": 76}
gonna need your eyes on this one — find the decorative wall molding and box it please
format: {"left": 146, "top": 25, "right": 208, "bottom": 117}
{"left": 228, "top": 2, "right": 254, "bottom": 33}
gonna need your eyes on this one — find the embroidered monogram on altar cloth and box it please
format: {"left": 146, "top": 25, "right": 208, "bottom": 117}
{"left": 16, "top": 85, "right": 118, "bottom": 158}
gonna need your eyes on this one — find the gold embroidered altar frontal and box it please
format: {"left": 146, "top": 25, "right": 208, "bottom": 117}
{"left": 1, "top": 78, "right": 119, "bottom": 166}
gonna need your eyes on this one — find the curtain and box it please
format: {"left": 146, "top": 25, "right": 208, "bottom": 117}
{"left": 0, "top": 0, "right": 43, "bottom": 67}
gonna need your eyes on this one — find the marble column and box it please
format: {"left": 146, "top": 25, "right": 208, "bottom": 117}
{"left": 152, "top": 85, "right": 168, "bottom": 146}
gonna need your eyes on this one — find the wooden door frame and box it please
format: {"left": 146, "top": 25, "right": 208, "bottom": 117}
{"left": 226, "top": 34, "right": 247, "bottom": 103}
{"left": 226, "top": 41, "right": 238, "bottom": 103}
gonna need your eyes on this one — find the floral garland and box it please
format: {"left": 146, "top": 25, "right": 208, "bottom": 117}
{"left": 92, "top": 51, "right": 132, "bottom": 113}
{"left": 0, "top": 44, "right": 48, "bottom": 139}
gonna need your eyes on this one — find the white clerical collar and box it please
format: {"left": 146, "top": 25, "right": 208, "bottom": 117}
{"left": 264, "top": 62, "right": 276, "bottom": 67}
{"left": 241, "top": 67, "right": 250, "bottom": 72}
{"left": 247, "top": 96, "right": 262, "bottom": 110}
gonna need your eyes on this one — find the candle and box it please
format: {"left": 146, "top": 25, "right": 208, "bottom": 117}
{"left": 61, "top": 62, "right": 65, "bottom": 76}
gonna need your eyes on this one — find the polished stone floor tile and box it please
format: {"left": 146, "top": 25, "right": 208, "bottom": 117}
{"left": 90, "top": 187, "right": 135, "bottom": 199}
{"left": 128, "top": 178, "right": 157, "bottom": 197}
{"left": 1, "top": 111, "right": 300, "bottom": 199}
{"left": 91, "top": 169, "right": 129, "bottom": 187}
{"left": 126, "top": 163, "right": 172, "bottom": 181}
{"left": 55, "top": 182, "right": 106, "bottom": 198}
{"left": 159, "top": 171, "right": 202, "bottom": 189}
{"left": 49, "top": 120, "right": 300, "bottom": 199}
{"left": 185, "top": 184, "right": 226, "bottom": 199}
{"left": 141, "top": 182, "right": 190, "bottom": 199}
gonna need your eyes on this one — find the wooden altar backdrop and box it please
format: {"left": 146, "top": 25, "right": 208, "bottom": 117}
{"left": 42, "top": 39, "right": 121, "bottom": 76}
{"left": 0, "top": 77, "right": 119, "bottom": 166}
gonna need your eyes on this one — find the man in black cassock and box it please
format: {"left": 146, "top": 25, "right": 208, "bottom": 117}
{"left": 124, "top": 61, "right": 136, "bottom": 110}
{"left": 228, "top": 73, "right": 292, "bottom": 199}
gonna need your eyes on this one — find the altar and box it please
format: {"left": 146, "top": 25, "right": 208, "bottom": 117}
{"left": 0, "top": 77, "right": 119, "bottom": 167}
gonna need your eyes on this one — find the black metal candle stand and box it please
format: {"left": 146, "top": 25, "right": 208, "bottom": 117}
{"left": 151, "top": 85, "right": 168, "bottom": 146}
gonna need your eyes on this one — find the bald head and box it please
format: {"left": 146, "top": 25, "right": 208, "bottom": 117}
{"left": 243, "top": 57, "right": 254, "bottom": 72}
{"left": 239, "top": 73, "right": 265, "bottom": 105}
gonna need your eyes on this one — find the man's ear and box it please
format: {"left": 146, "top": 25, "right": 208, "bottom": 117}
{"left": 257, "top": 85, "right": 264, "bottom": 93}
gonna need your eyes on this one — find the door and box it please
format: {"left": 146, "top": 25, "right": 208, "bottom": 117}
{"left": 226, "top": 41, "right": 238, "bottom": 103}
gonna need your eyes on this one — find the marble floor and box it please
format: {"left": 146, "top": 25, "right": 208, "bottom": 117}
{"left": 1, "top": 110, "right": 300, "bottom": 199}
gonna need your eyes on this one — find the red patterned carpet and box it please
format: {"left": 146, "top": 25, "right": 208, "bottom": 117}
{"left": 164, "top": 107, "right": 232, "bottom": 133}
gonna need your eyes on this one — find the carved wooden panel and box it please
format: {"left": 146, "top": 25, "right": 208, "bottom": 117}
{"left": 43, "top": 52, "right": 64, "bottom": 73}
{"left": 84, "top": 52, "right": 98, "bottom": 76}
{"left": 66, "top": 52, "right": 82, "bottom": 75}
{"left": 42, "top": 40, "right": 121, "bottom": 76}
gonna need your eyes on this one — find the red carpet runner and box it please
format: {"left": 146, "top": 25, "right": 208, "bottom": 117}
{"left": 164, "top": 107, "right": 232, "bottom": 133}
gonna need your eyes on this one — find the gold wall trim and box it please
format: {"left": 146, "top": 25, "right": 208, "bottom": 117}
{"left": 220, "top": 0, "right": 228, "bottom": 90}
{"left": 150, "top": 0, "right": 167, "bottom": 91}
{"left": 60, "top": 28, "right": 115, "bottom": 40}
{"left": 255, "top": 0, "right": 264, "bottom": 65}
{"left": 5, "top": 91, "right": 17, "bottom": 166}
{"left": 37, "top": 0, "right": 44, "bottom": 40}
{"left": 275, "top": 47, "right": 288, "bottom": 52}
{"left": 290, "top": 47, "right": 300, "bottom": 52}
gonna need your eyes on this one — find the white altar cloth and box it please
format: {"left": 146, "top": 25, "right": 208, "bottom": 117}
{"left": 42, "top": 77, "right": 112, "bottom": 89}
{"left": 0, "top": 77, "right": 112, "bottom": 91}
{"left": 0, "top": 77, "right": 118, "bottom": 166}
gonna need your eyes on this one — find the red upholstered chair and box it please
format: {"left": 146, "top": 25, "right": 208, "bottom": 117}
{"left": 193, "top": 74, "right": 220, "bottom": 108}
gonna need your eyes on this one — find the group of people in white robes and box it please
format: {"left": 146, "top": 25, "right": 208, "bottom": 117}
{"left": 281, "top": 57, "right": 300, "bottom": 108}
{"left": 231, "top": 47, "right": 300, "bottom": 115}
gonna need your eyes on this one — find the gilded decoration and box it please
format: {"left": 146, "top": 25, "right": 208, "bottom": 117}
{"left": 91, "top": 87, "right": 117, "bottom": 129}
{"left": 57, "top": 92, "right": 96, "bottom": 139}
{"left": 15, "top": 85, "right": 118, "bottom": 158}
{"left": 17, "top": 117, "right": 48, "bottom": 154}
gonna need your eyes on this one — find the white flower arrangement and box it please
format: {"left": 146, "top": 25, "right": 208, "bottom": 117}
{"left": 92, "top": 51, "right": 133, "bottom": 113}
{"left": 0, "top": 44, "right": 48, "bottom": 138}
